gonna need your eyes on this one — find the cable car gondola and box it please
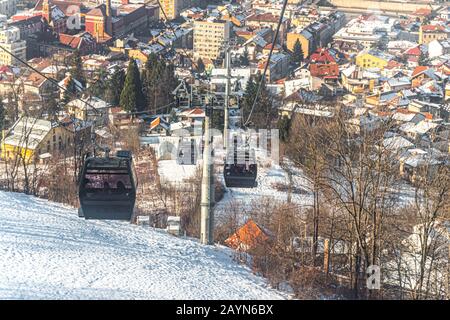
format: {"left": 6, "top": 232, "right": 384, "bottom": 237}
{"left": 78, "top": 150, "right": 137, "bottom": 221}
{"left": 176, "top": 138, "right": 198, "bottom": 165}
{"left": 223, "top": 137, "right": 257, "bottom": 188}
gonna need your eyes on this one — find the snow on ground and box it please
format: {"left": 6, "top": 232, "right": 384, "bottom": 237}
{"left": 158, "top": 159, "right": 200, "bottom": 183}
{"left": 217, "top": 164, "right": 312, "bottom": 210}
{"left": 0, "top": 191, "right": 287, "bottom": 300}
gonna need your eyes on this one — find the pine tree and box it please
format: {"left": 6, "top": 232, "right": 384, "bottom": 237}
{"left": 241, "top": 76, "right": 257, "bottom": 121}
{"left": 142, "top": 54, "right": 177, "bottom": 113}
{"left": 0, "top": 97, "right": 5, "bottom": 131}
{"left": 106, "top": 67, "right": 126, "bottom": 106}
{"left": 120, "top": 58, "right": 146, "bottom": 113}
{"left": 418, "top": 50, "right": 428, "bottom": 66}
{"left": 196, "top": 58, "right": 205, "bottom": 73}
{"left": 240, "top": 47, "right": 250, "bottom": 66}
{"left": 241, "top": 74, "right": 274, "bottom": 129}
{"left": 292, "top": 39, "right": 304, "bottom": 65}
{"left": 278, "top": 115, "right": 291, "bottom": 142}
{"left": 46, "top": 90, "right": 60, "bottom": 120}
{"left": 69, "top": 50, "right": 86, "bottom": 87}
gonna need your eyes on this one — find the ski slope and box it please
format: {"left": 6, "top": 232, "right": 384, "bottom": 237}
{"left": 0, "top": 191, "right": 286, "bottom": 300}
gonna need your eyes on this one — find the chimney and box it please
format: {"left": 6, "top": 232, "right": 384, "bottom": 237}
{"left": 121, "top": 0, "right": 129, "bottom": 4}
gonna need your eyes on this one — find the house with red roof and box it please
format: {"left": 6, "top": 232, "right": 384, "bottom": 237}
{"left": 308, "top": 48, "right": 339, "bottom": 81}
{"left": 419, "top": 24, "right": 448, "bottom": 44}
{"left": 59, "top": 32, "right": 97, "bottom": 55}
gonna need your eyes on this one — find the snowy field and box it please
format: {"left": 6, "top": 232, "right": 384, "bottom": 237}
{"left": 0, "top": 191, "right": 287, "bottom": 300}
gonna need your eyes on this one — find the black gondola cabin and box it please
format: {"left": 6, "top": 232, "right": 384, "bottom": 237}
{"left": 78, "top": 150, "right": 137, "bottom": 220}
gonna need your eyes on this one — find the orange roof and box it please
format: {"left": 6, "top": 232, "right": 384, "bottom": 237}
{"left": 225, "top": 219, "right": 270, "bottom": 251}
{"left": 396, "top": 108, "right": 415, "bottom": 115}
{"left": 412, "top": 66, "right": 429, "bottom": 77}
{"left": 421, "top": 24, "right": 445, "bottom": 32}
{"left": 59, "top": 33, "right": 81, "bottom": 49}
{"left": 150, "top": 117, "right": 160, "bottom": 130}
{"left": 413, "top": 8, "right": 431, "bottom": 16}
{"left": 421, "top": 112, "right": 433, "bottom": 120}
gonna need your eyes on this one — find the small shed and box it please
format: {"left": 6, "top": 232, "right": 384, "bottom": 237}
{"left": 225, "top": 219, "right": 272, "bottom": 252}
{"left": 166, "top": 216, "right": 182, "bottom": 236}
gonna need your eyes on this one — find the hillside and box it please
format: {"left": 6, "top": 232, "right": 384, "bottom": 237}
{"left": 0, "top": 191, "right": 286, "bottom": 300}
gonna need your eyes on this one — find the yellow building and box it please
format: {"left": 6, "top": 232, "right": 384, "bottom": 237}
{"left": 419, "top": 24, "right": 448, "bottom": 45}
{"left": 160, "top": 0, "right": 191, "bottom": 20}
{"left": 286, "top": 30, "right": 312, "bottom": 58}
{"left": 355, "top": 50, "right": 393, "bottom": 70}
{"left": 193, "top": 19, "right": 231, "bottom": 60}
{"left": 1, "top": 117, "right": 71, "bottom": 163}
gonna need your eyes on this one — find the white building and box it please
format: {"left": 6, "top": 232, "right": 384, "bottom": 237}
{"left": 0, "top": 0, "right": 16, "bottom": 18}
{"left": 333, "top": 15, "right": 398, "bottom": 48}
{"left": 428, "top": 39, "right": 450, "bottom": 59}
{"left": 0, "top": 23, "right": 26, "bottom": 66}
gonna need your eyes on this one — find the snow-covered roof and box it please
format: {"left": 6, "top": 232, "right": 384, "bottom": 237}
{"left": 383, "top": 135, "right": 414, "bottom": 151}
{"left": 3, "top": 117, "right": 54, "bottom": 150}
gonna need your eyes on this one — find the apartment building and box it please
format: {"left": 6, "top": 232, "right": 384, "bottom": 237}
{"left": 160, "top": 0, "right": 191, "bottom": 20}
{"left": 193, "top": 18, "right": 231, "bottom": 60}
{"left": 0, "top": 0, "right": 16, "bottom": 18}
{"left": 0, "top": 23, "right": 26, "bottom": 66}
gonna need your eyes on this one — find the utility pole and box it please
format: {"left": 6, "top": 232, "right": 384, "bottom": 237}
{"left": 200, "top": 101, "right": 215, "bottom": 245}
{"left": 224, "top": 44, "right": 231, "bottom": 151}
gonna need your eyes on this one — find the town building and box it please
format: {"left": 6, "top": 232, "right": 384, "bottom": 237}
{"left": 0, "top": 0, "right": 16, "bottom": 17}
{"left": 193, "top": 18, "right": 231, "bottom": 60}
{"left": 419, "top": 24, "right": 448, "bottom": 45}
{"left": 0, "top": 23, "right": 26, "bottom": 66}
{"left": 159, "top": 0, "right": 191, "bottom": 20}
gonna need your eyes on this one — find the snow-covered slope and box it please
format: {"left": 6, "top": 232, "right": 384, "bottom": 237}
{"left": 0, "top": 191, "right": 286, "bottom": 300}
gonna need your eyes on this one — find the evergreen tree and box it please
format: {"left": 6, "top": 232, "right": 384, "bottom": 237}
{"left": 142, "top": 54, "right": 177, "bottom": 114}
{"left": 241, "top": 76, "right": 257, "bottom": 121}
{"left": 106, "top": 67, "right": 126, "bottom": 106}
{"left": 241, "top": 74, "right": 274, "bottom": 129}
{"left": 46, "top": 89, "right": 60, "bottom": 120}
{"left": 0, "top": 97, "right": 5, "bottom": 131}
{"left": 240, "top": 47, "right": 250, "bottom": 66}
{"left": 292, "top": 39, "right": 304, "bottom": 65}
{"left": 69, "top": 50, "right": 86, "bottom": 87}
{"left": 278, "top": 115, "right": 292, "bottom": 142}
{"left": 418, "top": 50, "right": 428, "bottom": 66}
{"left": 120, "top": 58, "right": 146, "bottom": 113}
{"left": 196, "top": 58, "right": 205, "bottom": 73}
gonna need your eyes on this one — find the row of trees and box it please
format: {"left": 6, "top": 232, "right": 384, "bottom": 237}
{"left": 216, "top": 109, "right": 449, "bottom": 299}
{"left": 120, "top": 54, "right": 178, "bottom": 113}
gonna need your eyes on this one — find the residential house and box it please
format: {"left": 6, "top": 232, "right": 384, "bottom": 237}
{"left": 1, "top": 116, "right": 71, "bottom": 162}
{"left": 419, "top": 24, "right": 448, "bottom": 45}
{"left": 356, "top": 49, "right": 394, "bottom": 70}
{"left": 428, "top": 39, "right": 450, "bottom": 59}
{"left": 308, "top": 48, "right": 339, "bottom": 81}
{"left": 65, "top": 96, "right": 110, "bottom": 126}
{"left": 257, "top": 52, "right": 290, "bottom": 82}
{"left": 148, "top": 117, "right": 170, "bottom": 136}
{"left": 246, "top": 12, "right": 289, "bottom": 45}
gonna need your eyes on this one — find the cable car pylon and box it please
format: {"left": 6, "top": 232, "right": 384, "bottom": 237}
{"left": 200, "top": 101, "right": 214, "bottom": 245}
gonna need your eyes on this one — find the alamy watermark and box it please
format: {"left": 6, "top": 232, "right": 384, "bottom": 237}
{"left": 366, "top": 265, "right": 381, "bottom": 290}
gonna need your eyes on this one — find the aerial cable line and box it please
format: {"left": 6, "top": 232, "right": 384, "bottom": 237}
{"left": 145, "top": 0, "right": 199, "bottom": 71}
{"left": 0, "top": 44, "right": 104, "bottom": 115}
{"left": 243, "top": 0, "right": 289, "bottom": 127}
